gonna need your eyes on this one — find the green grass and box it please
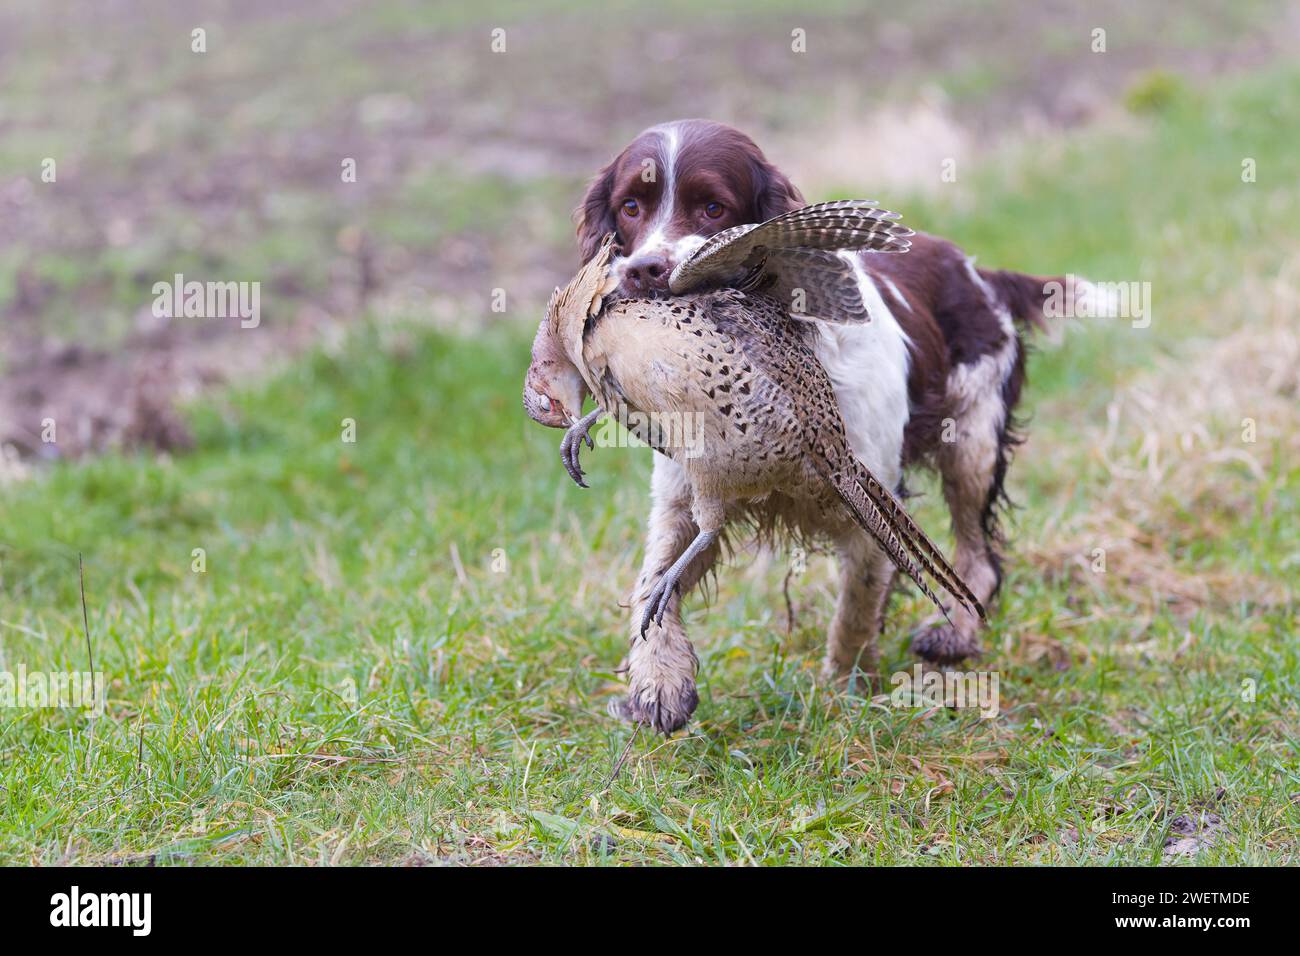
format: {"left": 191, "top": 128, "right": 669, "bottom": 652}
{"left": 2, "top": 60, "right": 1298, "bottom": 864}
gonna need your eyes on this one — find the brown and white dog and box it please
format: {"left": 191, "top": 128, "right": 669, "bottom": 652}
{"left": 557, "top": 118, "right": 1072, "bottom": 733}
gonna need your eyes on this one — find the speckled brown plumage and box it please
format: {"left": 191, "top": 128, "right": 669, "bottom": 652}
{"left": 576, "top": 265, "right": 984, "bottom": 633}
{"left": 526, "top": 204, "right": 985, "bottom": 702}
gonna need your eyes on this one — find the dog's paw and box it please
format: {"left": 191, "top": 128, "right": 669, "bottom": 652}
{"left": 608, "top": 681, "right": 698, "bottom": 735}
{"left": 911, "top": 622, "right": 982, "bottom": 665}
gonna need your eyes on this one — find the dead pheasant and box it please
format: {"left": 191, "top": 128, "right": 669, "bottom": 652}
{"left": 523, "top": 200, "right": 985, "bottom": 636}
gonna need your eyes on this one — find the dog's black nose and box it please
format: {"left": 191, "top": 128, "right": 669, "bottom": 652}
{"left": 621, "top": 253, "right": 671, "bottom": 294}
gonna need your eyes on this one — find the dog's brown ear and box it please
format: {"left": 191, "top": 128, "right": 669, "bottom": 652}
{"left": 751, "top": 155, "right": 805, "bottom": 221}
{"left": 574, "top": 159, "right": 619, "bottom": 262}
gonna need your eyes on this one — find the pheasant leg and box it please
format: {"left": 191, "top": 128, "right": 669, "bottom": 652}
{"left": 640, "top": 528, "right": 720, "bottom": 639}
{"left": 559, "top": 408, "right": 602, "bottom": 488}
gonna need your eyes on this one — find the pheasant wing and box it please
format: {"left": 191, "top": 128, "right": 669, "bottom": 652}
{"left": 667, "top": 200, "right": 912, "bottom": 296}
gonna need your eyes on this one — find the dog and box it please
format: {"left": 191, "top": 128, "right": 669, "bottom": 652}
{"left": 568, "top": 118, "right": 1071, "bottom": 733}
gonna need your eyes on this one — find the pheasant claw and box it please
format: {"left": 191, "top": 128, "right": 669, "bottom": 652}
{"left": 559, "top": 408, "right": 603, "bottom": 488}
{"left": 638, "top": 528, "right": 720, "bottom": 639}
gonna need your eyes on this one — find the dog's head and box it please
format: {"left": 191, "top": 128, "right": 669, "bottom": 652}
{"left": 575, "top": 119, "right": 804, "bottom": 297}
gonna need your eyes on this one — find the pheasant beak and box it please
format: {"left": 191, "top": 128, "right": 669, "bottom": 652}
{"left": 523, "top": 361, "right": 588, "bottom": 429}
{"left": 523, "top": 382, "right": 565, "bottom": 428}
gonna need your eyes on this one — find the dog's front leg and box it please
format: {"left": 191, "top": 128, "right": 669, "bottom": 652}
{"left": 614, "top": 457, "right": 722, "bottom": 734}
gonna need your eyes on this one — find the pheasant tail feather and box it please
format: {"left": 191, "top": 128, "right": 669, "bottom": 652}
{"left": 815, "top": 462, "right": 956, "bottom": 626}
{"left": 818, "top": 454, "right": 985, "bottom": 624}
{"left": 854, "top": 470, "right": 986, "bottom": 621}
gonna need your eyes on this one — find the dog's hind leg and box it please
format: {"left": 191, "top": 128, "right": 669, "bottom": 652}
{"left": 912, "top": 335, "right": 1022, "bottom": 664}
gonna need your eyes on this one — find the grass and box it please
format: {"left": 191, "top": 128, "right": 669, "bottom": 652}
{"left": 2, "top": 52, "right": 1299, "bottom": 865}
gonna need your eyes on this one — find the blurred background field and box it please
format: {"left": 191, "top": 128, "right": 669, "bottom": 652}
{"left": 0, "top": 0, "right": 1296, "bottom": 864}
{"left": 2, "top": 0, "right": 1296, "bottom": 455}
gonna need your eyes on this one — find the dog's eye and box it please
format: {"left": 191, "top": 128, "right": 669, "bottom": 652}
{"left": 704, "top": 201, "right": 724, "bottom": 219}
{"left": 622, "top": 199, "right": 639, "bottom": 218}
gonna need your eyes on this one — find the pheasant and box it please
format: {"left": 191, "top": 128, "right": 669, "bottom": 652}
{"left": 523, "top": 200, "right": 985, "bottom": 640}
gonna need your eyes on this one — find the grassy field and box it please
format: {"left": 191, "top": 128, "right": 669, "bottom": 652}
{"left": 1, "top": 5, "right": 1297, "bottom": 865}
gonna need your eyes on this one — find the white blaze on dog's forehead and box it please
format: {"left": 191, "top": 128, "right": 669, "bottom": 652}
{"left": 651, "top": 124, "right": 681, "bottom": 232}
{"left": 625, "top": 123, "right": 682, "bottom": 260}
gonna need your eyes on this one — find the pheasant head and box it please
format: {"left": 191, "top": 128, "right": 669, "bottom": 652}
{"left": 523, "top": 314, "right": 584, "bottom": 427}
{"left": 522, "top": 233, "right": 619, "bottom": 428}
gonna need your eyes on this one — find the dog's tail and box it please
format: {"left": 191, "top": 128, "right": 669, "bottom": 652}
{"left": 977, "top": 269, "right": 1119, "bottom": 333}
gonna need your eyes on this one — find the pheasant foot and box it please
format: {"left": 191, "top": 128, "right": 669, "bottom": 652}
{"left": 639, "top": 528, "right": 719, "bottom": 639}
{"left": 559, "top": 408, "right": 602, "bottom": 488}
